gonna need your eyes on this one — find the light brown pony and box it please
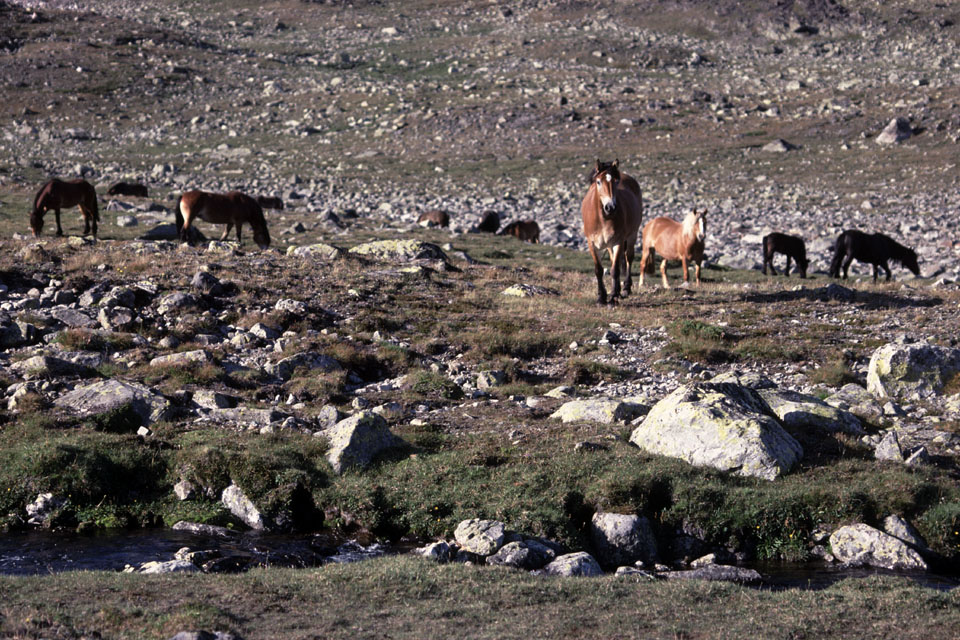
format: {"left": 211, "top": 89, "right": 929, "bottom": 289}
{"left": 639, "top": 209, "right": 707, "bottom": 288}
{"left": 581, "top": 159, "right": 643, "bottom": 304}
{"left": 499, "top": 220, "right": 540, "bottom": 243}
{"left": 176, "top": 190, "right": 271, "bottom": 249}
{"left": 30, "top": 178, "right": 99, "bottom": 238}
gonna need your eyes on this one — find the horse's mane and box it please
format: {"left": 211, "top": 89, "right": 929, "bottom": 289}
{"left": 681, "top": 210, "right": 704, "bottom": 235}
{"left": 32, "top": 180, "right": 51, "bottom": 211}
{"left": 878, "top": 233, "right": 917, "bottom": 266}
{"left": 587, "top": 161, "right": 620, "bottom": 184}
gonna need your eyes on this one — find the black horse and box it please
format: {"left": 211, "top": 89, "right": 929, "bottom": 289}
{"left": 762, "top": 232, "right": 809, "bottom": 278}
{"left": 829, "top": 230, "right": 920, "bottom": 282}
{"left": 256, "top": 196, "right": 284, "bottom": 211}
{"left": 107, "top": 182, "right": 148, "bottom": 197}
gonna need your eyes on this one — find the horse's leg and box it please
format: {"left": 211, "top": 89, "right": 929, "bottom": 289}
{"left": 623, "top": 242, "right": 635, "bottom": 296}
{"left": 680, "top": 256, "right": 690, "bottom": 286}
{"left": 589, "top": 244, "right": 607, "bottom": 305}
{"left": 784, "top": 255, "right": 792, "bottom": 277}
{"left": 236, "top": 222, "right": 243, "bottom": 245}
{"left": 695, "top": 260, "right": 701, "bottom": 286}
{"left": 220, "top": 223, "right": 233, "bottom": 242}
{"left": 54, "top": 208, "right": 63, "bottom": 236}
{"left": 609, "top": 245, "right": 623, "bottom": 303}
{"left": 660, "top": 258, "right": 670, "bottom": 289}
{"left": 180, "top": 209, "right": 195, "bottom": 245}
{"left": 639, "top": 245, "right": 650, "bottom": 287}
{"left": 882, "top": 262, "right": 892, "bottom": 282}
{"left": 841, "top": 254, "right": 854, "bottom": 279}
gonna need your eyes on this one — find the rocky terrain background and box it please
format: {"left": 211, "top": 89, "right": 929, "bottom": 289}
{"left": 0, "top": 0, "right": 958, "bottom": 599}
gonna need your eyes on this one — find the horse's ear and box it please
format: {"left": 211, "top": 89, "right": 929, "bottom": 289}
{"left": 613, "top": 159, "right": 619, "bottom": 169}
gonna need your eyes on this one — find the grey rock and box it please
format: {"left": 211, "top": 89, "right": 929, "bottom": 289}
{"left": 26, "top": 492, "right": 66, "bottom": 525}
{"left": 137, "top": 559, "right": 201, "bottom": 574}
{"left": 551, "top": 397, "right": 646, "bottom": 424}
{"left": 759, "top": 389, "right": 864, "bottom": 435}
{"left": 874, "top": 430, "right": 904, "bottom": 461}
{"left": 326, "top": 410, "right": 405, "bottom": 473}
{"left": 454, "top": 519, "right": 506, "bottom": 556}
{"left": 824, "top": 384, "right": 885, "bottom": 426}
{"left": 867, "top": 342, "right": 960, "bottom": 400}
{"left": 192, "top": 389, "right": 237, "bottom": 410}
{"left": 265, "top": 351, "right": 342, "bottom": 381}
{"left": 150, "top": 349, "right": 212, "bottom": 368}
{"left": 221, "top": 483, "right": 265, "bottom": 530}
{"left": 12, "top": 355, "right": 96, "bottom": 380}
{"left": 98, "top": 306, "right": 136, "bottom": 330}
{"left": 882, "top": 515, "right": 929, "bottom": 552}
{"left": 630, "top": 382, "right": 802, "bottom": 480}
{"left": 50, "top": 307, "right": 97, "bottom": 329}
{"left": 249, "top": 323, "right": 280, "bottom": 340}
{"left": 191, "top": 270, "right": 224, "bottom": 295}
{"left": 542, "top": 552, "right": 603, "bottom": 577}
{"left": 486, "top": 540, "right": 556, "bottom": 570}
{"left": 414, "top": 541, "right": 455, "bottom": 563}
{"left": 174, "top": 479, "right": 196, "bottom": 501}
{"left": 590, "top": 512, "right": 658, "bottom": 568}
{"left": 876, "top": 117, "right": 912, "bottom": 145}
{"left": 54, "top": 379, "right": 171, "bottom": 426}
{"left": 157, "top": 292, "right": 201, "bottom": 316}
{"left": 206, "top": 407, "right": 288, "bottom": 428}
{"left": 829, "top": 523, "right": 927, "bottom": 570}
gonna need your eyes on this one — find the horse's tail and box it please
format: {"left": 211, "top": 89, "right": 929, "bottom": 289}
{"left": 174, "top": 195, "right": 184, "bottom": 233}
{"left": 88, "top": 182, "right": 99, "bottom": 222}
{"left": 828, "top": 233, "right": 846, "bottom": 277}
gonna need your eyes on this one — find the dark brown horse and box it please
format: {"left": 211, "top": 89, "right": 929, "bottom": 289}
{"left": 762, "top": 232, "right": 809, "bottom": 278}
{"left": 107, "top": 182, "right": 148, "bottom": 198}
{"left": 500, "top": 220, "right": 540, "bottom": 243}
{"left": 418, "top": 209, "right": 450, "bottom": 228}
{"left": 30, "top": 178, "right": 99, "bottom": 238}
{"left": 829, "top": 229, "right": 919, "bottom": 282}
{"left": 581, "top": 159, "right": 643, "bottom": 304}
{"left": 176, "top": 190, "right": 270, "bottom": 249}
{"left": 256, "top": 195, "right": 284, "bottom": 210}
{"left": 640, "top": 209, "right": 707, "bottom": 288}
{"left": 474, "top": 211, "right": 500, "bottom": 233}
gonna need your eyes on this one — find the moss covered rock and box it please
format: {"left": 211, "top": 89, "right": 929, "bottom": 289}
{"left": 325, "top": 411, "right": 405, "bottom": 474}
{"left": 629, "top": 382, "right": 802, "bottom": 481}
{"left": 829, "top": 523, "right": 927, "bottom": 570}
{"left": 867, "top": 341, "right": 960, "bottom": 400}
{"left": 348, "top": 239, "right": 447, "bottom": 262}
{"left": 551, "top": 397, "right": 646, "bottom": 425}
{"left": 286, "top": 243, "right": 342, "bottom": 260}
{"left": 54, "top": 379, "right": 171, "bottom": 427}
{"left": 758, "top": 389, "right": 863, "bottom": 435}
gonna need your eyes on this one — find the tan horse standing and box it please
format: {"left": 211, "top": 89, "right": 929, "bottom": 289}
{"left": 640, "top": 209, "right": 707, "bottom": 288}
{"left": 581, "top": 159, "right": 643, "bottom": 304}
{"left": 176, "top": 190, "right": 271, "bottom": 249}
{"left": 30, "top": 178, "right": 99, "bottom": 238}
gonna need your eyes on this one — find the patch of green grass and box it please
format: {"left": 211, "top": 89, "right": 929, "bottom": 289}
{"left": 2, "top": 563, "right": 958, "bottom": 640}
{"left": 405, "top": 370, "right": 464, "bottom": 401}
{"left": 662, "top": 319, "right": 734, "bottom": 364}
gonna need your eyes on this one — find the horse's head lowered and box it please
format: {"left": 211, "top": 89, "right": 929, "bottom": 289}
{"left": 30, "top": 189, "right": 49, "bottom": 237}
{"left": 591, "top": 159, "right": 621, "bottom": 219}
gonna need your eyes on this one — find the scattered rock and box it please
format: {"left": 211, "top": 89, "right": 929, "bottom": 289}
{"left": 454, "top": 518, "right": 505, "bottom": 556}
{"left": 325, "top": 411, "right": 405, "bottom": 473}
{"left": 829, "top": 523, "right": 927, "bottom": 570}
{"left": 590, "top": 512, "right": 658, "bottom": 568}
{"left": 630, "top": 382, "right": 803, "bottom": 480}
{"left": 541, "top": 552, "right": 603, "bottom": 577}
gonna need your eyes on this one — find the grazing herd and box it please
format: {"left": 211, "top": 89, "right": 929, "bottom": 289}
{"left": 25, "top": 164, "right": 922, "bottom": 299}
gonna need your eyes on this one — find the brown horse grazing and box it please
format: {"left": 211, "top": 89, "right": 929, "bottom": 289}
{"left": 256, "top": 195, "right": 284, "bottom": 211}
{"left": 107, "top": 182, "right": 149, "bottom": 198}
{"left": 30, "top": 178, "right": 99, "bottom": 238}
{"left": 500, "top": 220, "right": 541, "bottom": 243}
{"left": 581, "top": 159, "right": 643, "bottom": 304}
{"left": 417, "top": 209, "right": 450, "bottom": 228}
{"left": 640, "top": 209, "right": 707, "bottom": 288}
{"left": 176, "top": 190, "right": 271, "bottom": 249}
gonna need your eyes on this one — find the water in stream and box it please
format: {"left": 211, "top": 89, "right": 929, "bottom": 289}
{"left": 0, "top": 529, "right": 956, "bottom": 591}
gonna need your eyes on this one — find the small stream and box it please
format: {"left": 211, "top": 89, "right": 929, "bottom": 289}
{"left": 0, "top": 529, "right": 956, "bottom": 591}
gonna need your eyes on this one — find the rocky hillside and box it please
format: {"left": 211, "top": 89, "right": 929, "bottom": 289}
{"left": 0, "top": 0, "right": 957, "bottom": 583}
